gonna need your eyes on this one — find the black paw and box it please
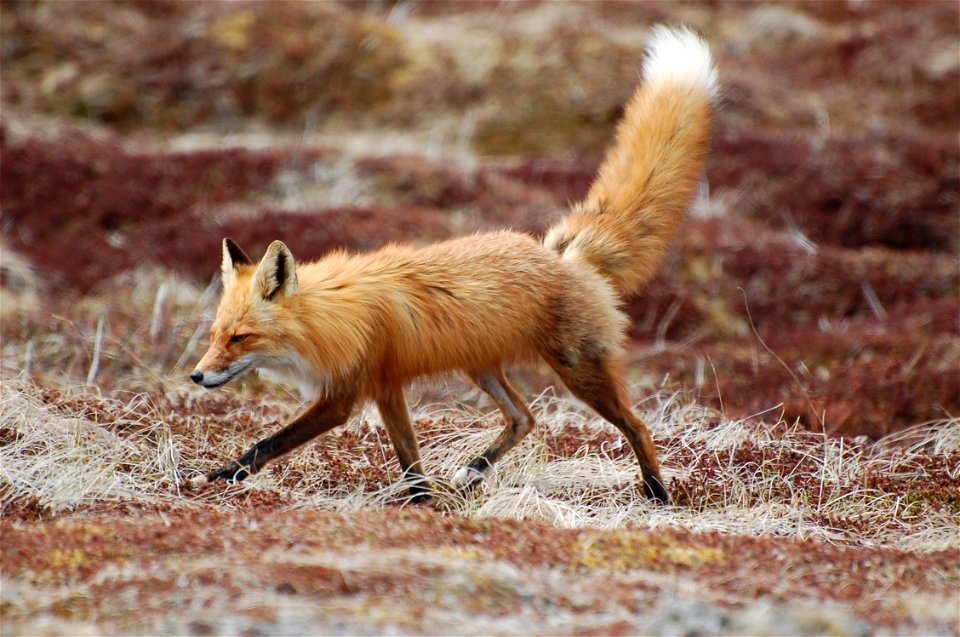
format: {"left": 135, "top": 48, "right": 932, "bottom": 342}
{"left": 642, "top": 475, "right": 671, "bottom": 505}
{"left": 407, "top": 490, "right": 434, "bottom": 505}
{"left": 404, "top": 474, "right": 434, "bottom": 505}
{"left": 192, "top": 463, "right": 250, "bottom": 486}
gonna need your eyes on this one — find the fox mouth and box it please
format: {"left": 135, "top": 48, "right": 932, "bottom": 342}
{"left": 197, "top": 377, "right": 231, "bottom": 389}
{"left": 191, "top": 359, "right": 255, "bottom": 389}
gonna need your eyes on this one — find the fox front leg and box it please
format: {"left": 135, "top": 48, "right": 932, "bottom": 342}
{"left": 191, "top": 393, "right": 356, "bottom": 486}
{"left": 375, "top": 386, "right": 432, "bottom": 503}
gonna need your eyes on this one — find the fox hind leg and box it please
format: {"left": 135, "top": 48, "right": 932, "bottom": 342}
{"left": 375, "top": 387, "right": 432, "bottom": 503}
{"left": 453, "top": 369, "right": 536, "bottom": 489}
{"left": 545, "top": 346, "right": 670, "bottom": 504}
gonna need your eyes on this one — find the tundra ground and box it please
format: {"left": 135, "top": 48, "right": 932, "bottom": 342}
{"left": 2, "top": 1, "right": 958, "bottom": 635}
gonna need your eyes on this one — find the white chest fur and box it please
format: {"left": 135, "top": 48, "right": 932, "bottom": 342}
{"left": 257, "top": 352, "right": 328, "bottom": 402}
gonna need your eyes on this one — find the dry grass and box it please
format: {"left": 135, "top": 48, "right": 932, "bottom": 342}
{"left": 2, "top": 270, "right": 957, "bottom": 557}
{"left": 3, "top": 373, "right": 957, "bottom": 553}
{"left": 2, "top": 337, "right": 958, "bottom": 634}
{"left": 2, "top": 3, "right": 957, "bottom": 631}
{"left": 1, "top": 228, "right": 956, "bottom": 637}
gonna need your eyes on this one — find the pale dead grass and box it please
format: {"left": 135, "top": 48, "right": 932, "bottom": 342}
{"left": 2, "top": 272, "right": 958, "bottom": 636}
{"left": 0, "top": 386, "right": 179, "bottom": 510}
{"left": 2, "top": 269, "right": 958, "bottom": 554}
{"left": 2, "top": 377, "right": 957, "bottom": 635}
{"left": 2, "top": 371, "right": 957, "bottom": 553}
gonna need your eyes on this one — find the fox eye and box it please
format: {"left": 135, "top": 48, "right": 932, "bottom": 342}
{"left": 228, "top": 334, "right": 250, "bottom": 344}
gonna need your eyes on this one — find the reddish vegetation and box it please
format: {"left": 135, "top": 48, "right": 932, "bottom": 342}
{"left": 1, "top": 504, "right": 952, "bottom": 595}
{"left": 3, "top": 381, "right": 958, "bottom": 630}
{"left": 1, "top": 3, "right": 957, "bottom": 631}
{"left": 4, "top": 127, "right": 956, "bottom": 435}
{"left": 1, "top": 139, "right": 288, "bottom": 290}
{"left": 710, "top": 132, "right": 958, "bottom": 252}
{"left": 10, "top": 383, "right": 958, "bottom": 534}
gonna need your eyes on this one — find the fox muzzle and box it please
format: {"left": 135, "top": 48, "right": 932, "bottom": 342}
{"left": 189, "top": 368, "right": 234, "bottom": 389}
{"left": 189, "top": 357, "right": 254, "bottom": 389}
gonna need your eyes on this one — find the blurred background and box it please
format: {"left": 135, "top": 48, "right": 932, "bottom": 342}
{"left": 2, "top": 0, "right": 958, "bottom": 437}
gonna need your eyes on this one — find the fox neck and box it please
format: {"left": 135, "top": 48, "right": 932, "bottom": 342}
{"left": 260, "top": 282, "right": 377, "bottom": 400}
{"left": 257, "top": 351, "right": 331, "bottom": 402}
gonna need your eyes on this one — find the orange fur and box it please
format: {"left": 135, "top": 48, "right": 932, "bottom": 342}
{"left": 544, "top": 26, "right": 717, "bottom": 295}
{"left": 197, "top": 232, "right": 625, "bottom": 400}
{"left": 191, "top": 26, "right": 718, "bottom": 504}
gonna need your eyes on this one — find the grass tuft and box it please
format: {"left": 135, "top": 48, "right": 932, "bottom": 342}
{"left": 2, "top": 374, "right": 956, "bottom": 554}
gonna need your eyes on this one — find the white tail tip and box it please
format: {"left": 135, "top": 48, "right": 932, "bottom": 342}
{"left": 642, "top": 25, "right": 719, "bottom": 100}
{"left": 190, "top": 474, "right": 211, "bottom": 487}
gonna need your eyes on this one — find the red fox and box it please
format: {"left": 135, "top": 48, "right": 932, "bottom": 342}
{"left": 189, "top": 26, "right": 718, "bottom": 504}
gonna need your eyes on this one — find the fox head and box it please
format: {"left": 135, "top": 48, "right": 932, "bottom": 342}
{"left": 190, "top": 238, "right": 300, "bottom": 390}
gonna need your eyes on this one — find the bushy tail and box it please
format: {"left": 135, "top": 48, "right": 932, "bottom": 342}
{"left": 544, "top": 25, "right": 718, "bottom": 297}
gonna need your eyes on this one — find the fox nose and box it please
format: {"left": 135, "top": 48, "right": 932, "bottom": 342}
{"left": 189, "top": 370, "right": 204, "bottom": 384}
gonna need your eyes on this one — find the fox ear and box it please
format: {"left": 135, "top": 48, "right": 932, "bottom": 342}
{"left": 221, "top": 238, "right": 252, "bottom": 287}
{"left": 254, "top": 240, "right": 298, "bottom": 301}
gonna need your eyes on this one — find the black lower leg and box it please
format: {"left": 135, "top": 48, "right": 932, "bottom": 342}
{"left": 465, "top": 454, "right": 493, "bottom": 476}
{"left": 206, "top": 460, "right": 251, "bottom": 483}
{"left": 402, "top": 466, "right": 433, "bottom": 503}
{"left": 205, "top": 438, "right": 274, "bottom": 482}
{"left": 641, "top": 471, "right": 670, "bottom": 504}
{"left": 203, "top": 394, "right": 355, "bottom": 485}
{"left": 546, "top": 352, "right": 670, "bottom": 504}
{"left": 464, "top": 369, "right": 534, "bottom": 482}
